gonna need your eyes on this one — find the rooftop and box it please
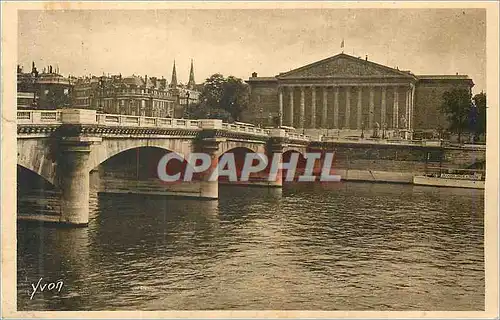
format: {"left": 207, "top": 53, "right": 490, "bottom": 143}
{"left": 417, "top": 75, "right": 472, "bottom": 80}
{"left": 247, "top": 76, "right": 278, "bottom": 82}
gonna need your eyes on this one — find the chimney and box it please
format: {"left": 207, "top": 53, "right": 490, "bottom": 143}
{"left": 159, "top": 78, "right": 167, "bottom": 88}
{"left": 252, "top": 72, "right": 258, "bottom": 77}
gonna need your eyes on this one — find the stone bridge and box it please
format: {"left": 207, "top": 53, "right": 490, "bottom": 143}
{"left": 17, "top": 109, "right": 314, "bottom": 226}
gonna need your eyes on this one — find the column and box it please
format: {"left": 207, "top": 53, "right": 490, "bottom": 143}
{"left": 311, "top": 87, "right": 316, "bottom": 129}
{"left": 393, "top": 86, "right": 399, "bottom": 128}
{"left": 321, "top": 87, "right": 328, "bottom": 128}
{"left": 300, "top": 86, "right": 305, "bottom": 128}
{"left": 410, "top": 83, "right": 415, "bottom": 132}
{"left": 344, "top": 86, "right": 351, "bottom": 129}
{"left": 357, "top": 87, "right": 362, "bottom": 129}
{"left": 278, "top": 87, "right": 283, "bottom": 128}
{"left": 141, "top": 100, "right": 146, "bottom": 116}
{"left": 405, "top": 88, "right": 410, "bottom": 130}
{"left": 333, "top": 87, "right": 339, "bottom": 128}
{"left": 369, "top": 86, "right": 375, "bottom": 129}
{"left": 288, "top": 87, "right": 294, "bottom": 127}
{"left": 58, "top": 139, "right": 93, "bottom": 226}
{"left": 381, "top": 86, "right": 387, "bottom": 127}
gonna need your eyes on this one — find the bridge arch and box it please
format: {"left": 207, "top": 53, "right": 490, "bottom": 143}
{"left": 217, "top": 146, "right": 269, "bottom": 182}
{"left": 17, "top": 164, "right": 57, "bottom": 190}
{"left": 91, "top": 145, "right": 194, "bottom": 182}
{"left": 88, "top": 138, "right": 195, "bottom": 171}
{"left": 216, "top": 140, "right": 266, "bottom": 158}
{"left": 282, "top": 149, "right": 307, "bottom": 182}
{"left": 17, "top": 138, "right": 57, "bottom": 185}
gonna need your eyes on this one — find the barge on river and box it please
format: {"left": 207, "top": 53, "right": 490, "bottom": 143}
{"left": 413, "top": 167, "right": 485, "bottom": 189}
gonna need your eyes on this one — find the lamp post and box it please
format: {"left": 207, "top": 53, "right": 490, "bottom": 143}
{"left": 98, "top": 76, "right": 105, "bottom": 114}
{"left": 186, "top": 91, "right": 190, "bottom": 110}
{"left": 31, "top": 68, "right": 39, "bottom": 108}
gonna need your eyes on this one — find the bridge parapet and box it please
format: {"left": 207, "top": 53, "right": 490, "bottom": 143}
{"left": 17, "top": 109, "right": 61, "bottom": 124}
{"left": 17, "top": 109, "right": 314, "bottom": 142}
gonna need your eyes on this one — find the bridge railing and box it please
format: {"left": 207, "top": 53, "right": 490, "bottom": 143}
{"left": 17, "top": 109, "right": 312, "bottom": 141}
{"left": 287, "top": 132, "right": 310, "bottom": 141}
{"left": 95, "top": 113, "right": 201, "bottom": 129}
{"left": 17, "top": 110, "right": 62, "bottom": 124}
{"left": 221, "top": 123, "right": 270, "bottom": 136}
{"left": 320, "top": 135, "right": 448, "bottom": 146}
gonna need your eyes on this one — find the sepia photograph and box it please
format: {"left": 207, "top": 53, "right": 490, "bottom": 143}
{"left": 1, "top": 1, "right": 499, "bottom": 318}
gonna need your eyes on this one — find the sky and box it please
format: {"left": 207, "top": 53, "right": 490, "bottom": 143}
{"left": 18, "top": 8, "right": 486, "bottom": 93}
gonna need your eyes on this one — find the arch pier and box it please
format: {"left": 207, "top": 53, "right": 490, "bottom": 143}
{"left": 57, "top": 136, "right": 101, "bottom": 225}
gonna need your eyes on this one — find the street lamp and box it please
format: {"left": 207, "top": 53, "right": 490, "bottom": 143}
{"left": 98, "top": 76, "right": 105, "bottom": 114}
{"left": 31, "top": 69, "right": 39, "bottom": 108}
{"left": 186, "top": 91, "right": 190, "bottom": 109}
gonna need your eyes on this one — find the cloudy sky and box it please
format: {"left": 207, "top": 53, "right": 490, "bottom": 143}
{"left": 18, "top": 8, "right": 486, "bottom": 92}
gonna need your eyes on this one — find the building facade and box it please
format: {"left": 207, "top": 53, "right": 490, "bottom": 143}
{"left": 17, "top": 63, "right": 73, "bottom": 109}
{"left": 18, "top": 60, "right": 202, "bottom": 118}
{"left": 72, "top": 74, "right": 176, "bottom": 117}
{"left": 246, "top": 53, "right": 474, "bottom": 138}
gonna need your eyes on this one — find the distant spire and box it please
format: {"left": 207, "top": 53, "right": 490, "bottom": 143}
{"left": 170, "top": 60, "right": 177, "bottom": 88}
{"left": 187, "top": 59, "right": 196, "bottom": 89}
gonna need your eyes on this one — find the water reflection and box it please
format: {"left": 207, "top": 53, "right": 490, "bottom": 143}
{"left": 18, "top": 182, "right": 484, "bottom": 310}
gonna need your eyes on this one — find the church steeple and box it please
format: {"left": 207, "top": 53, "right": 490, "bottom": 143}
{"left": 187, "top": 59, "right": 196, "bottom": 90}
{"left": 170, "top": 60, "right": 177, "bottom": 88}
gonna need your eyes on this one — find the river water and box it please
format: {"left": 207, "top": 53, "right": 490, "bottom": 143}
{"left": 17, "top": 181, "right": 484, "bottom": 311}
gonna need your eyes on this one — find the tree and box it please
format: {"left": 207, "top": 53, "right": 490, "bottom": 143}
{"left": 203, "top": 73, "right": 226, "bottom": 109}
{"left": 472, "top": 92, "right": 487, "bottom": 141}
{"left": 440, "top": 88, "right": 472, "bottom": 143}
{"left": 184, "top": 74, "right": 249, "bottom": 122}
{"left": 220, "top": 76, "right": 249, "bottom": 121}
{"left": 183, "top": 100, "right": 232, "bottom": 121}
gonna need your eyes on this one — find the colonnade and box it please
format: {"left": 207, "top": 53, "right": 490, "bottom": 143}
{"left": 277, "top": 84, "right": 415, "bottom": 131}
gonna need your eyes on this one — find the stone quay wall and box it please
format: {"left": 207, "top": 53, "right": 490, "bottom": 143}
{"left": 328, "top": 142, "right": 485, "bottom": 184}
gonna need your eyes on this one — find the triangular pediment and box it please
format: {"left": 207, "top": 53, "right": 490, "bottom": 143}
{"left": 277, "top": 53, "right": 414, "bottom": 79}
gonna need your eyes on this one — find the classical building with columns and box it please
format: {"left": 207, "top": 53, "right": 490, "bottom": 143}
{"left": 245, "top": 53, "right": 474, "bottom": 139}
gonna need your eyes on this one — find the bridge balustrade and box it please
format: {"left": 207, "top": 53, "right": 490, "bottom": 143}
{"left": 17, "top": 109, "right": 315, "bottom": 141}
{"left": 17, "top": 110, "right": 61, "bottom": 124}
